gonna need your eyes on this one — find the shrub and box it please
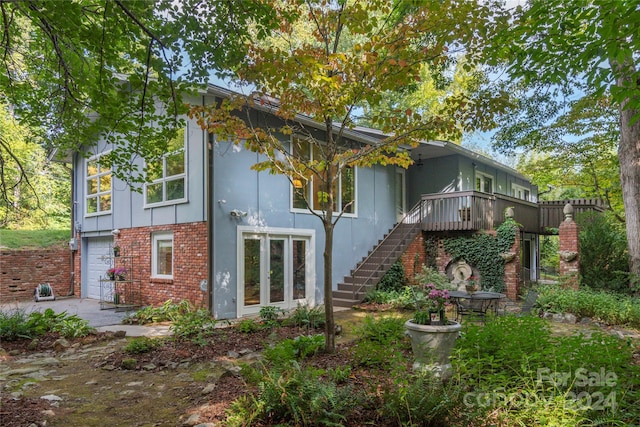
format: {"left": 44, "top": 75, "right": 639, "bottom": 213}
{"left": 536, "top": 285, "right": 640, "bottom": 327}
{"left": 284, "top": 303, "right": 325, "bottom": 330}
{"left": 413, "top": 265, "right": 451, "bottom": 289}
{"left": 380, "top": 371, "right": 470, "bottom": 426}
{"left": 259, "top": 305, "right": 285, "bottom": 329}
{"left": 129, "top": 300, "right": 194, "bottom": 324}
{"left": 124, "top": 336, "right": 163, "bottom": 354}
{"left": 355, "top": 315, "right": 406, "bottom": 345}
{"left": 451, "top": 315, "right": 640, "bottom": 425}
{"left": 227, "top": 361, "right": 359, "bottom": 426}
{"left": 50, "top": 314, "right": 94, "bottom": 338}
{"left": 263, "top": 334, "right": 325, "bottom": 367}
{"left": 578, "top": 211, "right": 630, "bottom": 293}
{"left": 377, "top": 261, "right": 407, "bottom": 292}
{"left": 0, "top": 308, "right": 35, "bottom": 341}
{"left": 0, "top": 308, "right": 94, "bottom": 340}
{"left": 352, "top": 315, "right": 408, "bottom": 369}
{"left": 236, "top": 318, "right": 260, "bottom": 333}
{"left": 170, "top": 308, "right": 217, "bottom": 346}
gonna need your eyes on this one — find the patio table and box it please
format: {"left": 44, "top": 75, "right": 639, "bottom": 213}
{"left": 449, "top": 290, "right": 506, "bottom": 322}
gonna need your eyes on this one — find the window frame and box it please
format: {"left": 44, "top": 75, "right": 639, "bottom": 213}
{"left": 511, "top": 183, "right": 531, "bottom": 201}
{"left": 290, "top": 136, "right": 357, "bottom": 217}
{"left": 84, "top": 152, "right": 112, "bottom": 217}
{"left": 475, "top": 171, "right": 494, "bottom": 194}
{"left": 144, "top": 129, "right": 188, "bottom": 208}
{"left": 237, "top": 226, "right": 315, "bottom": 317}
{"left": 152, "top": 231, "right": 174, "bottom": 279}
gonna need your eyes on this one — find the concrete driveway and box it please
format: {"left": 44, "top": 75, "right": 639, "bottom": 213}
{"left": 0, "top": 297, "right": 170, "bottom": 337}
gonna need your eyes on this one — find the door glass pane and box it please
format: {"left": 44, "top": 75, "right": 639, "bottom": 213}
{"left": 244, "top": 239, "right": 261, "bottom": 306}
{"left": 87, "top": 178, "right": 98, "bottom": 195}
{"left": 292, "top": 240, "right": 306, "bottom": 299}
{"left": 269, "top": 239, "right": 285, "bottom": 303}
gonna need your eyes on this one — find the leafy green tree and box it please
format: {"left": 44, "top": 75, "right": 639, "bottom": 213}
{"left": 493, "top": 0, "right": 640, "bottom": 283}
{"left": 0, "top": 105, "right": 69, "bottom": 229}
{"left": 497, "top": 92, "right": 624, "bottom": 219}
{"left": 192, "top": 0, "right": 507, "bottom": 351}
{"left": 0, "top": 0, "right": 279, "bottom": 188}
{"left": 578, "top": 212, "right": 630, "bottom": 293}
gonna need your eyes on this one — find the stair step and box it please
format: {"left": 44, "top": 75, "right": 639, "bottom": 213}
{"left": 333, "top": 290, "right": 366, "bottom": 300}
{"left": 332, "top": 297, "right": 360, "bottom": 308}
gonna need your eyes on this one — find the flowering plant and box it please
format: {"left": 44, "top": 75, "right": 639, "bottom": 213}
{"left": 412, "top": 282, "right": 451, "bottom": 325}
{"left": 107, "top": 267, "right": 126, "bottom": 280}
{"left": 466, "top": 275, "right": 479, "bottom": 294}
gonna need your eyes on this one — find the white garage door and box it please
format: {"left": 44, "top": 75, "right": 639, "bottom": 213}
{"left": 86, "top": 237, "right": 113, "bottom": 299}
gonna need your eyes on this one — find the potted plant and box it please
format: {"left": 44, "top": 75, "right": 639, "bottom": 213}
{"left": 404, "top": 281, "right": 461, "bottom": 376}
{"left": 113, "top": 291, "right": 121, "bottom": 305}
{"left": 465, "top": 275, "right": 479, "bottom": 294}
{"left": 106, "top": 267, "right": 127, "bottom": 281}
{"left": 113, "top": 245, "right": 121, "bottom": 257}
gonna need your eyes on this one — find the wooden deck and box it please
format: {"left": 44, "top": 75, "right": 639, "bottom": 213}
{"left": 418, "top": 192, "right": 604, "bottom": 234}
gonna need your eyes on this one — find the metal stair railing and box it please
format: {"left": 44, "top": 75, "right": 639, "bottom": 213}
{"left": 350, "top": 200, "right": 423, "bottom": 300}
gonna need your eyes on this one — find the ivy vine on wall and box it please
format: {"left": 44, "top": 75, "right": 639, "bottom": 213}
{"left": 443, "top": 217, "right": 519, "bottom": 292}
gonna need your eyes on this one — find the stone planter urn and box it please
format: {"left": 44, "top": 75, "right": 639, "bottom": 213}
{"left": 404, "top": 319, "right": 462, "bottom": 376}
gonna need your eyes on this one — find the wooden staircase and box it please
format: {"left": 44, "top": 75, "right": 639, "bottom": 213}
{"left": 332, "top": 206, "right": 422, "bottom": 307}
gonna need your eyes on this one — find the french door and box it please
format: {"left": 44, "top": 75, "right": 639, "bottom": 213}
{"left": 239, "top": 228, "right": 314, "bottom": 316}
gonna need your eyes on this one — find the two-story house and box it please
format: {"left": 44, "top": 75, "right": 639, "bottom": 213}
{"left": 65, "top": 83, "right": 593, "bottom": 318}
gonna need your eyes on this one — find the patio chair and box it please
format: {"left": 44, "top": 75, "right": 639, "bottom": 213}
{"left": 518, "top": 290, "right": 538, "bottom": 316}
{"left": 455, "top": 298, "right": 487, "bottom": 322}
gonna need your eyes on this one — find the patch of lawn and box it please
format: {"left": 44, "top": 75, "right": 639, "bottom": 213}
{"left": 0, "top": 229, "right": 70, "bottom": 249}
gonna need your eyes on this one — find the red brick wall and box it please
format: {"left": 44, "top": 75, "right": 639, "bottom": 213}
{"left": 503, "top": 232, "right": 522, "bottom": 300}
{"left": 401, "top": 230, "right": 521, "bottom": 300}
{"left": 1, "top": 249, "right": 72, "bottom": 302}
{"left": 559, "top": 218, "right": 580, "bottom": 289}
{"left": 400, "top": 233, "right": 426, "bottom": 280}
{"left": 111, "top": 222, "right": 208, "bottom": 308}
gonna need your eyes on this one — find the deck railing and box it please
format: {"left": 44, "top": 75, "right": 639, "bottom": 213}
{"left": 419, "top": 192, "right": 604, "bottom": 233}
{"left": 420, "top": 191, "right": 494, "bottom": 232}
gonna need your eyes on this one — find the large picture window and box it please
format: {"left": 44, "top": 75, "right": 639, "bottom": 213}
{"left": 145, "top": 129, "right": 186, "bottom": 206}
{"left": 85, "top": 155, "right": 112, "bottom": 215}
{"left": 152, "top": 232, "right": 173, "bottom": 279}
{"left": 291, "top": 137, "right": 356, "bottom": 214}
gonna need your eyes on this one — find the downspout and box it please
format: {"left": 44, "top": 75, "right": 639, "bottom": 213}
{"left": 67, "top": 153, "right": 77, "bottom": 296}
{"left": 205, "top": 95, "right": 214, "bottom": 314}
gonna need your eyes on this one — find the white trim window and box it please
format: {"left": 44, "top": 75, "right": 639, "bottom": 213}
{"left": 291, "top": 137, "right": 356, "bottom": 215}
{"left": 85, "top": 154, "right": 112, "bottom": 216}
{"left": 475, "top": 172, "right": 494, "bottom": 194}
{"left": 145, "top": 128, "right": 187, "bottom": 206}
{"left": 152, "top": 232, "right": 173, "bottom": 279}
{"left": 511, "top": 184, "right": 531, "bottom": 201}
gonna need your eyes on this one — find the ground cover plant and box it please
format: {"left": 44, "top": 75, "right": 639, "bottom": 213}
{"left": 0, "top": 307, "right": 94, "bottom": 340}
{"left": 536, "top": 284, "right": 640, "bottom": 328}
{"left": 2, "top": 300, "right": 639, "bottom": 426}
{"left": 451, "top": 315, "right": 640, "bottom": 426}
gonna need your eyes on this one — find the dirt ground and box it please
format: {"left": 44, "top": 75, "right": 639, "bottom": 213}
{"left": 2, "top": 307, "right": 639, "bottom": 427}
{"left": 0, "top": 309, "right": 384, "bottom": 427}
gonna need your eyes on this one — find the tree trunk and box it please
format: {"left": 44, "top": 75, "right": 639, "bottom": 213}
{"left": 616, "top": 64, "right": 640, "bottom": 285}
{"left": 323, "top": 219, "right": 336, "bottom": 353}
